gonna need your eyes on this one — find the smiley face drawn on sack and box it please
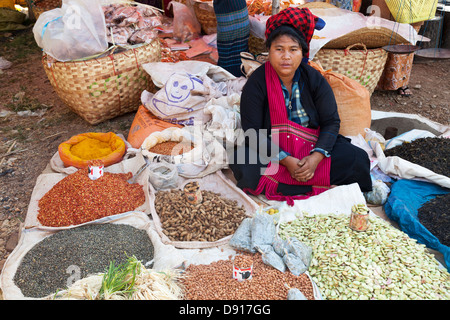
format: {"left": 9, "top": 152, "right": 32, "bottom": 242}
{"left": 151, "top": 72, "right": 203, "bottom": 117}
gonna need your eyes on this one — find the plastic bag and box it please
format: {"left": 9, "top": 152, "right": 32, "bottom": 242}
{"left": 286, "top": 237, "right": 312, "bottom": 269}
{"left": 384, "top": 179, "right": 450, "bottom": 272}
{"left": 141, "top": 127, "right": 210, "bottom": 178}
{"left": 169, "top": 1, "right": 201, "bottom": 43}
{"left": 228, "top": 218, "right": 255, "bottom": 253}
{"left": 272, "top": 237, "right": 288, "bottom": 257}
{"left": 148, "top": 161, "right": 178, "bottom": 190}
{"left": 0, "top": 56, "right": 12, "bottom": 70}
{"left": 287, "top": 288, "right": 307, "bottom": 300}
{"left": 33, "top": 0, "right": 108, "bottom": 61}
{"left": 364, "top": 128, "right": 386, "bottom": 151}
{"left": 256, "top": 245, "right": 286, "bottom": 273}
{"left": 364, "top": 178, "right": 390, "bottom": 205}
{"left": 283, "top": 249, "right": 307, "bottom": 276}
{"left": 250, "top": 213, "right": 277, "bottom": 250}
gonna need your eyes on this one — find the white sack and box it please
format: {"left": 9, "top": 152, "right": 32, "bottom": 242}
{"left": 204, "top": 93, "right": 242, "bottom": 145}
{"left": 141, "top": 61, "right": 241, "bottom": 125}
{"left": 141, "top": 126, "right": 228, "bottom": 178}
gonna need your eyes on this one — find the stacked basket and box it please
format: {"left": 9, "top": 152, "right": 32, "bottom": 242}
{"left": 43, "top": 40, "right": 161, "bottom": 125}
{"left": 312, "top": 42, "right": 388, "bottom": 95}
{"left": 30, "top": 0, "right": 61, "bottom": 20}
{"left": 385, "top": 0, "right": 438, "bottom": 24}
{"left": 193, "top": 0, "right": 216, "bottom": 35}
{"left": 312, "top": 23, "right": 416, "bottom": 95}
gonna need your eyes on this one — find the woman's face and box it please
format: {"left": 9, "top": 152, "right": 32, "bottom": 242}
{"left": 268, "top": 34, "right": 303, "bottom": 81}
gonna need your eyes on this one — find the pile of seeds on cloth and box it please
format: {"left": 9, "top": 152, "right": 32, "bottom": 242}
{"left": 13, "top": 224, "right": 154, "bottom": 298}
{"left": 383, "top": 137, "right": 449, "bottom": 177}
{"left": 181, "top": 252, "right": 315, "bottom": 300}
{"left": 279, "top": 214, "right": 450, "bottom": 300}
{"left": 37, "top": 168, "right": 146, "bottom": 227}
{"left": 418, "top": 193, "right": 450, "bottom": 247}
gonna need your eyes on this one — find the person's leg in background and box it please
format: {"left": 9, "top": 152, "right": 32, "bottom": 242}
{"left": 213, "top": 0, "right": 250, "bottom": 77}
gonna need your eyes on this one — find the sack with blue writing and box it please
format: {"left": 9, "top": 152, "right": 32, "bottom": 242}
{"left": 142, "top": 72, "right": 212, "bottom": 126}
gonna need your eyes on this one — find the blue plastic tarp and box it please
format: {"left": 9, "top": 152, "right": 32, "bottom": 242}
{"left": 384, "top": 179, "right": 450, "bottom": 272}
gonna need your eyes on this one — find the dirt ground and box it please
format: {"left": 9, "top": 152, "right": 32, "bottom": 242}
{"left": 0, "top": 28, "right": 449, "bottom": 297}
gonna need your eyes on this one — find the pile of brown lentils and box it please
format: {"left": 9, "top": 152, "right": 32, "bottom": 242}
{"left": 37, "top": 168, "right": 146, "bottom": 227}
{"left": 148, "top": 141, "right": 194, "bottom": 155}
{"left": 182, "top": 252, "right": 315, "bottom": 300}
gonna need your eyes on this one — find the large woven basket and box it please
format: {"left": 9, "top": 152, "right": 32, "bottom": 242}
{"left": 385, "top": 0, "right": 438, "bottom": 24}
{"left": 193, "top": 0, "right": 216, "bottom": 35}
{"left": 324, "top": 27, "right": 410, "bottom": 49}
{"left": 30, "top": 0, "right": 61, "bottom": 20}
{"left": 42, "top": 40, "right": 161, "bottom": 125}
{"left": 312, "top": 43, "right": 388, "bottom": 95}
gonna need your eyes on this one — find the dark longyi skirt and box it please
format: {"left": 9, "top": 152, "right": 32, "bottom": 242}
{"left": 228, "top": 135, "right": 372, "bottom": 196}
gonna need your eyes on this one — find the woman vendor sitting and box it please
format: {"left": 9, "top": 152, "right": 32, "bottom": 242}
{"left": 229, "top": 7, "right": 372, "bottom": 206}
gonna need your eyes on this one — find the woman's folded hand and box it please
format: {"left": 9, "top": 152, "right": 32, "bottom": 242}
{"left": 280, "top": 152, "right": 324, "bottom": 182}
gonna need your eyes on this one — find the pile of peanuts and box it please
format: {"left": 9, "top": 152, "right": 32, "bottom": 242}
{"left": 155, "top": 189, "right": 247, "bottom": 242}
{"left": 234, "top": 254, "right": 254, "bottom": 269}
{"left": 182, "top": 252, "right": 315, "bottom": 300}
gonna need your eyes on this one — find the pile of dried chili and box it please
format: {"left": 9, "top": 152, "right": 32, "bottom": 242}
{"left": 37, "top": 168, "right": 146, "bottom": 227}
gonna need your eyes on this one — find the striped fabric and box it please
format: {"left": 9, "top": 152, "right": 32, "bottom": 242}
{"left": 213, "top": 0, "right": 250, "bottom": 77}
{"left": 243, "top": 61, "right": 331, "bottom": 206}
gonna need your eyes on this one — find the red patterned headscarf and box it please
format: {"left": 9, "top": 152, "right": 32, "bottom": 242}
{"left": 265, "top": 7, "right": 319, "bottom": 58}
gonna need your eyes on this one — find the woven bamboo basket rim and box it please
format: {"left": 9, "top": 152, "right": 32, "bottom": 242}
{"left": 43, "top": 41, "right": 159, "bottom": 64}
{"left": 42, "top": 40, "right": 161, "bottom": 124}
{"left": 324, "top": 27, "right": 410, "bottom": 49}
{"left": 295, "top": 2, "right": 411, "bottom": 49}
{"left": 318, "top": 42, "right": 388, "bottom": 55}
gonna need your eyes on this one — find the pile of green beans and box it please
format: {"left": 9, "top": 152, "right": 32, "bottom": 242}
{"left": 279, "top": 214, "right": 450, "bottom": 300}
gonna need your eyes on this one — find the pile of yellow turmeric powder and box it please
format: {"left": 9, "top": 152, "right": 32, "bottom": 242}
{"left": 70, "top": 138, "right": 113, "bottom": 160}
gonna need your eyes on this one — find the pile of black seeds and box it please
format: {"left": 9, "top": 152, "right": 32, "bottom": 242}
{"left": 418, "top": 193, "right": 450, "bottom": 247}
{"left": 384, "top": 137, "right": 449, "bottom": 177}
{"left": 13, "top": 223, "right": 154, "bottom": 298}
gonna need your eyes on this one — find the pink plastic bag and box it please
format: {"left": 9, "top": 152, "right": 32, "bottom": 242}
{"left": 169, "top": 1, "right": 201, "bottom": 42}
